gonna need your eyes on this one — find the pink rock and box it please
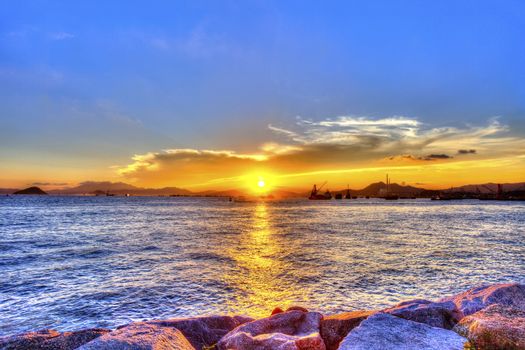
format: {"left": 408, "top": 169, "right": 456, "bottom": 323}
{"left": 217, "top": 310, "right": 326, "bottom": 350}
{"left": 0, "top": 328, "right": 110, "bottom": 350}
{"left": 454, "top": 304, "right": 525, "bottom": 350}
{"left": 146, "top": 315, "right": 253, "bottom": 349}
{"left": 383, "top": 299, "right": 460, "bottom": 329}
{"left": 78, "top": 323, "right": 195, "bottom": 350}
{"left": 440, "top": 283, "right": 525, "bottom": 318}
{"left": 320, "top": 310, "right": 376, "bottom": 350}
{"left": 0, "top": 329, "right": 60, "bottom": 349}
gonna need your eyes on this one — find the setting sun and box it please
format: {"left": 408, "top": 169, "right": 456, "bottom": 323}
{"left": 245, "top": 174, "right": 274, "bottom": 194}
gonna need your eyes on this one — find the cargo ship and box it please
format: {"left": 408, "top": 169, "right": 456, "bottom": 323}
{"left": 309, "top": 183, "right": 332, "bottom": 200}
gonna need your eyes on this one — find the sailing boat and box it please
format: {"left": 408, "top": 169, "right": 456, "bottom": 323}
{"left": 344, "top": 185, "right": 352, "bottom": 199}
{"left": 384, "top": 174, "right": 399, "bottom": 200}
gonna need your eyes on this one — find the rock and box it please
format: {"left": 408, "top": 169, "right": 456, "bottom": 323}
{"left": 383, "top": 299, "right": 460, "bottom": 329}
{"left": 271, "top": 307, "right": 285, "bottom": 315}
{"left": 0, "top": 329, "right": 60, "bottom": 349}
{"left": 0, "top": 328, "right": 110, "bottom": 350}
{"left": 78, "top": 323, "right": 194, "bottom": 350}
{"left": 286, "top": 306, "right": 309, "bottom": 313}
{"left": 320, "top": 310, "right": 375, "bottom": 350}
{"left": 454, "top": 304, "right": 525, "bottom": 350}
{"left": 440, "top": 283, "right": 525, "bottom": 318}
{"left": 339, "top": 313, "right": 467, "bottom": 350}
{"left": 146, "top": 315, "right": 253, "bottom": 349}
{"left": 217, "top": 310, "right": 326, "bottom": 350}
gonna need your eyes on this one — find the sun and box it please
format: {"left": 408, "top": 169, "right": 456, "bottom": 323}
{"left": 244, "top": 172, "right": 274, "bottom": 194}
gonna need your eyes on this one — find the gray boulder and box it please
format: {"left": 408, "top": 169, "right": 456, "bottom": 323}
{"left": 440, "top": 283, "right": 525, "bottom": 318}
{"left": 339, "top": 313, "right": 467, "bottom": 350}
{"left": 383, "top": 299, "right": 460, "bottom": 329}
{"left": 78, "top": 323, "right": 194, "bottom": 350}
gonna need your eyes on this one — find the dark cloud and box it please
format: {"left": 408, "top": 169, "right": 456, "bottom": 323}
{"left": 423, "top": 154, "right": 452, "bottom": 160}
{"left": 386, "top": 154, "right": 452, "bottom": 162}
{"left": 386, "top": 154, "right": 419, "bottom": 161}
{"left": 457, "top": 149, "right": 476, "bottom": 154}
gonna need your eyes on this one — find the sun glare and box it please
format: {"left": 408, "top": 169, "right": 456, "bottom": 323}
{"left": 243, "top": 172, "right": 275, "bottom": 195}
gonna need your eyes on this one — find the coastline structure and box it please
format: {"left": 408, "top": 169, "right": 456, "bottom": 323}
{"left": 1, "top": 283, "right": 524, "bottom": 349}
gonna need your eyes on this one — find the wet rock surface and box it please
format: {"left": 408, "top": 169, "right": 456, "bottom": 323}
{"left": 440, "top": 283, "right": 525, "bottom": 318}
{"left": 338, "top": 313, "right": 467, "bottom": 350}
{"left": 217, "top": 310, "right": 325, "bottom": 350}
{"left": 454, "top": 304, "right": 525, "bottom": 350}
{"left": 383, "top": 299, "right": 460, "bottom": 329}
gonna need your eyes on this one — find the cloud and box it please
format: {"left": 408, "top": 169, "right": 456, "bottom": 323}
{"left": 386, "top": 153, "right": 453, "bottom": 161}
{"left": 458, "top": 149, "right": 476, "bottom": 154}
{"left": 116, "top": 116, "right": 525, "bottom": 188}
{"left": 424, "top": 154, "right": 452, "bottom": 160}
{"left": 49, "top": 32, "right": 74, "bottom": 40}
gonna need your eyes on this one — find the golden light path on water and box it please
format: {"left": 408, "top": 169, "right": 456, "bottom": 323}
{"left": 224, "top": 202, "right": 300, "bottom": 316}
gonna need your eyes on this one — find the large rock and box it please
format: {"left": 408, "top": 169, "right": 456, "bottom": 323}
{"left": 454, "top": 304, "right": 525, "bottom": 350}
{"left": 339, "top": 313, "right": 467, "bottom": 350}
{"left": 383, "top": 299, "right": 460, "bottom": 329}
{"left": 320, "top": 310, "right": 376, "bottom": 350}
{"left": 78, "top": 323, "right": 195, "bottom": 350}
{"left": 217, "top": 310, "right": 326, "bottom": 350}
{"left": 440, "top": 283, "right": 525, "bottom": 318}
{"left": 146, "top": 315, "right": 253, "bottom": 349}
{"left": 0, "top": 328, "right": 110, "bottom": 350}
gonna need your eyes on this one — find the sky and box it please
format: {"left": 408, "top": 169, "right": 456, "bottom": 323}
{"left": 1, "top": 0, "right": 524, "bottom": 192}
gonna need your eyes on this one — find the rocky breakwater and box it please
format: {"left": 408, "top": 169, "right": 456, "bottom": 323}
{"left": 1, "top": 283, "right": 524, "bottom": 350}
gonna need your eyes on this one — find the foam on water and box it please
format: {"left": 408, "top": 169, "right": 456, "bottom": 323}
{"left": 0, "top": 196, "right": 524, "bottom": 335}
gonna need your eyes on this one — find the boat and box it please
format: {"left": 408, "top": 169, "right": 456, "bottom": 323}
{"left": 344, "top": 185, "right": 351, "bottom": 199}
{"left": 335, "top": 193, "right": 343, "bottom": 199}
{"left": 309, "top": 183, "right": 332, "bottom": 200}
{"left": 383, "top": 174, "right": 399, "bottom": 200}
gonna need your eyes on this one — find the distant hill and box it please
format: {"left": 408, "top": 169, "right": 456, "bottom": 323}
{"left": 1, "top": 180, "right": 524, "bottom": 197}
{"left": 13, "top": 186, "right": 48, "bottom": 195}
{"left": 332, "top": 182, "right": 433, "bottom": 197}
{"left": 48, "top": 181, "right": 192, "bottom": 196}
{"left": 443, "top": 182, "right": 525, "bottom": 194}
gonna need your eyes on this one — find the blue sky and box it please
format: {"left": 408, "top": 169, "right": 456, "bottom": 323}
{"left": 1, "top": 1, "right": 524, "bottom": 188}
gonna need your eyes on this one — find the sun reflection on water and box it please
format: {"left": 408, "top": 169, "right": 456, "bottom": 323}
{"left": 223, "top": 202, "right": 297, "bottom": 317}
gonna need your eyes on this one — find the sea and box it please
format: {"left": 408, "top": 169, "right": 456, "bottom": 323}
{"left": 1, "top": 196, "right": 524, "bottom": 336}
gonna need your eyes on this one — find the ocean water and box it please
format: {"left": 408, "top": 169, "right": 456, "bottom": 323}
{"left": 0, "top": 196, "right": 524, "bottom": 336}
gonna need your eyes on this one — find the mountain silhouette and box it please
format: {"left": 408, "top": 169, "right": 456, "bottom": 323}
{"left": 13, "top": 186, "right": 48, "bottom": 195}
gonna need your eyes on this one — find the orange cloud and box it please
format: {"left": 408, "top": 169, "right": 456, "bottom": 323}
{"left": 116, "top": 116, "right": 525, "bottom": 189}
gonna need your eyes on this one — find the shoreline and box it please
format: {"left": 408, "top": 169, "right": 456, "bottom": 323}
{"left": 1, "top": 283, "right": 524, "bottom": 350}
